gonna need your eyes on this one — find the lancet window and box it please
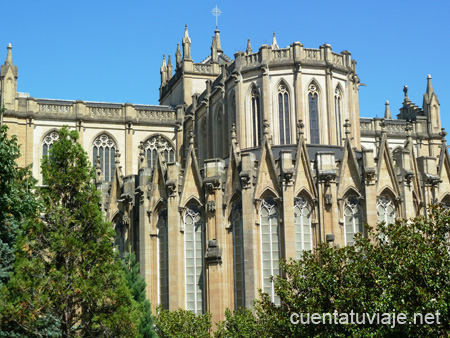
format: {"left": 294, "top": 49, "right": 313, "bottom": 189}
{"left": 308, "top": 83, "right": 320, "bottom": 144}
{"left": 143, "top": 136, "right": 175, "bottom": 169}
{"left": 158, "top": 209, "right": 169, "bottom": 309}
{"left": 251, "top": 87, "right": 262, "bottom": 147}
{"left": 232, "top": 204, "right": 245, "bottom": 309}
{"left": 93, "top": 134, "right": 116, "bottom": 182}
{"left": 278, "top": 83, "right": 291, "bottom": 144}
{"left": 294, "top": 196, "right": 312, "bottom": 259}
{"left": 344, "top": 196, "right": 363, "bottom": 246}
{"left": 377, "top": 195, "right": 396, "bottom": 225}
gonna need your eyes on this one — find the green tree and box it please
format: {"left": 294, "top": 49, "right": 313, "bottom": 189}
{"left": 155, "top": 307, "right": 211, "bottom": 338}
{"left": 0, "top": 119, "right": 37, "bottom": 286}
{"left": 122, "top": 250, "right": 157, "bottom": 338}
{"left": 254, "top": 205, "right": 450, "bottom": 337}
{"left": 214, "top": 307, "right": 262, "bottom": 338}
{"left": 0, "top": 127, "right": 140, "bottom": 337}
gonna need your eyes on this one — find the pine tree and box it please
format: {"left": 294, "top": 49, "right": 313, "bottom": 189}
{"left": 122, "top": 250, "right": 158, "bottom": 338}
{"left": 0, "top": 119, "right": 37, "bottom": 286}
{"left": 1, "top": 127, "right": 141, "bottom": 337}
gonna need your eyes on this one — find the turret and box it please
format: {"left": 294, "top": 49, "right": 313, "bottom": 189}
{"left": 182, "top": 24, "right": 191, "bottom": 60}
{"left": 0, "top": 43, "right": 18, "bottom": 110}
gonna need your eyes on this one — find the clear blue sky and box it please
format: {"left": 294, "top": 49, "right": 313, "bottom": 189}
{"left": 1, "top": 0, "right": 449, "bottom": 132}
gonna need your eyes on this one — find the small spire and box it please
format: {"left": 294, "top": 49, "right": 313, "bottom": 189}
{"left": 161, "top": 55, "right": 167, "bottom": 70}
{"left": 115, "top": 150, "right": 121, "bottom": 164}
{"left": 246, "top": 39, "right": 252, "bottom": 54}
{"left": 384, "top": 100, "right": 392, "bottom": 119}
{"left": 231, "top": 123, "right": 237, "bottom": 143}
{"left": 175, "top": 43, "right": 181, "bottom": 68}
{"left": 440, "top": 128, "right": 447, "bottom": 145}
{"left": 188, "top": 129, "right": 194, "bottom": 146}
{"left": 214, "top": 29, "right": 223, "bottom": 53}
{"left": 167, "top": 55, "right": 173, "bottom": 80}
{"left": 271, "top": 32, "right": 279, "bottom": 50}
{"left": 426, "top": 74, "right": 434, "bottom": 95}
{"left": 5, "top": 43, "right": 13, "bottom": 66}
{"left": 263, "top": 119, "right": 270, "bottom": 135}
{"left": 183, "top": 24, "right": 191, "bottom": 43}
{"left": 211, "top": 36, "right": 218, "bottom": 63}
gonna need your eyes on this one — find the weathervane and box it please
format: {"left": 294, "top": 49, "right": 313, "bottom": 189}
{"left": 211, "top": 5, "right": 222, "bottom": 29}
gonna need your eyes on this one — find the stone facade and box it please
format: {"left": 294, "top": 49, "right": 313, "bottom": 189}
{"left": 2, "top": 26, "right": 449, "bottom": 325}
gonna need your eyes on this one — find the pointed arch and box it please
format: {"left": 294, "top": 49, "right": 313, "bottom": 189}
{"left": 247, "top": 83, "right": 262, "bottom": 147}
{"left": 272, "top": 79, "right": 293, "bottom": 145}
{"left": 439, "top": 193, "right": 450, "bottom": 209}
{"left": 142, "top": 134, "right": 175, "bottom": 170}
{"left": 258, "top": 186, "right": 281, "bottom": 201}
{"left": 307, "top": 79, "right": 321, "bottom": 144}
{"left": 294, "top": 192, "right": 313, "bottom": 258}
{"left": 214, "top": 103, "right": 224, "bottom": 157}
{"left": 92, "top": 132, "right": 118, "bottom": 182}
{"left": 342, "top": 193, "right": 364, "bottom": 246}
{"left": 260, "top": 195, "right": 281, "bottom": 305}
{"left": 377, "top": 187, "right": 398, "bottom": 226}
{"left": 334, "top": 84, "right": 344, "bottom": 146}
{"left": 184, "top": 202, "right": 205, "bottom": 314}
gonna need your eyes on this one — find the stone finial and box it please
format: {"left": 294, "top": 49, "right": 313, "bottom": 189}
{"left": 211, "top": 36, "right": 218, "bottom": 63}
{"left": 271, "top": 32, "right": 279, "bottom": 50}
{"left": 183, "top": 24, "right": 191, "bottom": 43}
{"left": 297, "top": 119, "right": 304, "bottom": 141}
{"left": 175, "top": 43, "right": 181, "bottom": 68}
{"left": 384, "top": 100, "right": 392, "bottom": 119}
{"left": 139, "top": 141, "right": 145, "bottom": 156}
{"left": 96, "top": 156, "right": 101, "bottom": 170}
{"left": 167, "top": 55, "right": 173, "bottom": 79}
{"left": 405, "top": 122, "right": 413, "bottom": 136}
{"left": 263, "top": 119, "right": 270, "bottom": 135}
{"left": 379, "top": 118, "right": 387, "bottom": 134}
{"left": 115, "top": 150, "right": 121, "bottom": 164}
{"left": 188, "top": 129, "right": 194, "bottom": 146}
{"left": 246, "top": 39, "right": 252, "bottom": 54}
{"left": 4, "top": 43, "right": 13, "bottom": 66}
{"left": 95, "top": 156, "right": 104, "bottom": 183}
{"left": 231, "top": 123, "right": 237, "bottom": 142}
{"left": 403, "top": 85, "right": 410, "bottom": 102}
{"left": 160, "top": 55, "right": 167, "bottom": 70}
{"left": 440, "top": 128, "right": 447, "bottom": 144}
{"left": 344, "top": 119, "right": 351, "bottom": 137}
{"left": 426, "top": 74, "right": 434, "bottom": 95}
{"left": 157, "top": 136, "right": 164, "bottom": 150}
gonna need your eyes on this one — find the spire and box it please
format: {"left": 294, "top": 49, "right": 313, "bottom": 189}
{"left": 167, "top": 55, "right": 173, "bottom": 80}
{"left": 175, "top": 43, "right": 181, "bottom": 68}
{"left": 271, "top": 32, "right": 279, "bottom": 50}
{"left": 211, "top": 36, "right": 218, "bottom": 63}
{"left": 384, "top": 100, "right": 392, "bottom": 119}
{"left": 182, "top": 25, "right": 192, "bottom": 60}
{"left": 160, "top": 55, "right": 167, "bottom": 71}
{"left": 426, "top": 74, "right": 434, "bottom": 95}
{"left": 5, "top": 43, "right": 13, "bottom": 66}
{"left": 214, "top": 29, "right": 223, "bottom": 53}
{"left": 246, "top": 39, "right": 252, "bottom": 54}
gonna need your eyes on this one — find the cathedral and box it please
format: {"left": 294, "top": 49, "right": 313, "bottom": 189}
{"left": 1, "top": 25, "right": 449, "bottom": 324}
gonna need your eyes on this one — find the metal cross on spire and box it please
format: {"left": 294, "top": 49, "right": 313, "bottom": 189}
{"left": 211, "top": 5, "right": 222, "bottom": 29}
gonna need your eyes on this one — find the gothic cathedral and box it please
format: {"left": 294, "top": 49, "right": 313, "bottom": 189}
{"left": 1, "top": 26, "right": 449, "bottom": 324}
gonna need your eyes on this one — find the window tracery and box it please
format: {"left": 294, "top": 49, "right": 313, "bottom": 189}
{"left": 93, "top": 134, "right": 116, "bottom": 182}
{"left": 344, "top": 196, "right": 363, "bottom": 246}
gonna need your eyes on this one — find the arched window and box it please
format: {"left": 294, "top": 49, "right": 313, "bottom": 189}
{"left": 114, "top": 216, "right": 126, "bottom": 259}
{"left": 215, "top": 107, "right": 223, "bottom": 157}
{"left": 251, "top": 87, "right": 262, "bottom": 147}
{"left": 335, "top": 88, "right": 342, "bottom": 146}
{"left": 278, "top": 83, "right": 290, "bottom": 145}
{"left": 344, "top": 196, "right": 363, "bottom": 246}
{"left": 308, "top": 83, "right": 320, "bottom": 144}
{"left": 185, "top": 205, "right": 204, "bottom": 314}
{"left": 158, "top": 209, "right": 169, "bottom": 309}
{"left": 93, "top": 134, "right": 116, "bottom": 182}
{"left": 232, "top": 204, "right": 245, "bottom": 309}
{"left": 143, "top": 136, "right": 175, "bottom": 169}
{"left": 260, "top": 198, "right": 281, "bottom": 305}
{"left": 294, "top": 196, "right": 312, "bottom": 259}
{"left": 441, "top": 196, "right": 450, "bottom": 210}
{"left": 42, "top": 130, "right": 59, "bottom": 157}
{"left": 377, "top": 195, "right": 396, "bottom": 225}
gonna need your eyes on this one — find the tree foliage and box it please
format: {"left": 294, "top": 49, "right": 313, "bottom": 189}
{"left": 254, "top": 205, "right": 450, "bottom": 337}
{"left": 155, "top": 307, "right": 211, "bottom": 338}
{"left": 0, "top": 121, "right": 37, "bottom": 286}
{"left": 0, "top": 127, "right": 140, "bottom": 337}
{"left": 122, "top": 250, "right": 157, "bottom": 338}
{"left": 214, "top": 307, "right": 262, "bottom": 338}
